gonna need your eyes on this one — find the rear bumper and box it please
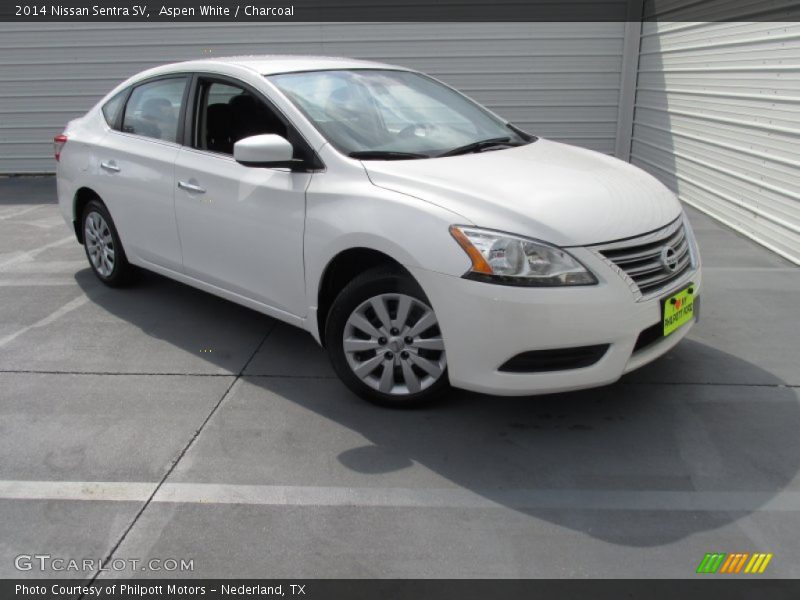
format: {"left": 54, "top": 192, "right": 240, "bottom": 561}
{"left": 408, "top": 250, "right": 701, "bottom": 396}
{"left": 56, "top": 169, "right": 77, "bottom": 233}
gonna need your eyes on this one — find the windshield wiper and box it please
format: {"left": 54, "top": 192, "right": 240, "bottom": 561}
{"left": 435, "top": 137, "right": 514, "bottom": 158}
{"left": 348, "top": 151, "right": 428, "bottom": 160}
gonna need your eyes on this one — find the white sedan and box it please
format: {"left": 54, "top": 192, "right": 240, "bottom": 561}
{"left": 55, "top": 55, "right": 701, "bottom": 406}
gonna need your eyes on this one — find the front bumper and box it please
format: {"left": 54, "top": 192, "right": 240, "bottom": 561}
{"left": 408, "top": 249, "right": 701, "bottom": 396}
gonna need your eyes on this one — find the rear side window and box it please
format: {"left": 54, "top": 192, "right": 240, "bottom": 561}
{"left": 121, "top": 77, "right": 187, "bottom": 143}
{"left": 101, "top": 90, "right": 127, "bottom": 127}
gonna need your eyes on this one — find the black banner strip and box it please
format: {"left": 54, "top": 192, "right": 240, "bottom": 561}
{"left": 3, "top": 579, "right": 800, "bottom": 600}
{"left": 2, "top": 0, "right": 800, "bottom": 22}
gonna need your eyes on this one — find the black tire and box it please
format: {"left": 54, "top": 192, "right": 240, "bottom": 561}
{"left": 325, "top": 266, "right": 450, "bottom": 408}
{"left": 81, "top": 199, "right": 133, "bottom": 287}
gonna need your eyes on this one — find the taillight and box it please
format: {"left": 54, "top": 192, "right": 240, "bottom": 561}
{"left": 54, "top": 134, "right": 68, "bottom": 162}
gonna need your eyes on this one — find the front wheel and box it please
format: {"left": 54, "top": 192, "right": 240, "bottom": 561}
{"left": 325, "top": 267, "right": 450, "bottom": 407}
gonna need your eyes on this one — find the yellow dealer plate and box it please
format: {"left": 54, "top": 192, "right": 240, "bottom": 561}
{"left": 662, "top": 285, "right": 696, "bottom": 336}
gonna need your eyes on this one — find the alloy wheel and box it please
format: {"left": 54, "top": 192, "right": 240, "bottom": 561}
{"left": 343, "top": 293, "right": 446, "bottom": 395}
{"left": 84, "top": 211, "right": 115, "bottom": 277}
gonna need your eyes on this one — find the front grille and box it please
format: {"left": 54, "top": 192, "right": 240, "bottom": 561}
{"left": 595, "top": 217, "right": 693, "bottom": 298}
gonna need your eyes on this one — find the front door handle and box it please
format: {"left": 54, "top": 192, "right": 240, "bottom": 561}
{"left": 100, "top": 160, "right": 120, "bottom": 173}
{"left": 178, "top": 180, "right": 206, "bottom": 194}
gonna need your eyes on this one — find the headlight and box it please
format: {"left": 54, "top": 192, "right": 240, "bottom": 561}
{"left": 449, "top": 225, "right": 597, "bottom": 286}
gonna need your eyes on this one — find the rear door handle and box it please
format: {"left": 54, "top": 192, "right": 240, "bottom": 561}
{"left": 100, "top": 160, "right": 120, "bottom": 173}
{"left": 178, "top": 180, "right": 206, "bottom": 194}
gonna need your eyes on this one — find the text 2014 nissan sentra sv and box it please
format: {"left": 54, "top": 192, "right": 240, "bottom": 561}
{"left": 56, "top": 56, "right": 701, "bottom": 407}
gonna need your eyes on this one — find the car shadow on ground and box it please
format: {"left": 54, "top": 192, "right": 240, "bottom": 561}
{"left": 76, "top": 267, "right": 800, "bottom": 548}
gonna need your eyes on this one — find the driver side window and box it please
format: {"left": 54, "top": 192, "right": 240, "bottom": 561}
{"left": 194, "top": 80, "right": 287, "bottom": 155}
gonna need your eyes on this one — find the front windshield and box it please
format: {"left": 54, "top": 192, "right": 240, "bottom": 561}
{"left": 267, "top": 69, "right": 533, "bottom": 158}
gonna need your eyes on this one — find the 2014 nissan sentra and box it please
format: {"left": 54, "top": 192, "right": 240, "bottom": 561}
{"left": 55, "top": 56, "right": 701, "bottom": 406}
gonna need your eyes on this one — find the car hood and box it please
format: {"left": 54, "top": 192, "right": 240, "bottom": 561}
{"left": 362, "top": 138, "right": 682, "bottom": 246}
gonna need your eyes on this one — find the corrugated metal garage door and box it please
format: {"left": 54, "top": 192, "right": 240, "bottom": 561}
{"left": 630, "top": 21, "right": 800, "bottom": 264}
{"left": 0, "top": 22, "right": 627, "bottom": 174}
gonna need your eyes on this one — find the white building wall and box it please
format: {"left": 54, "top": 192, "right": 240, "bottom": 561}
{"left": 629, "top": 21, "right": 800, "bottom": 264}
{"left": 0, "top": 22, "right": 628, "bottom": 173}
{"left": 3, "top": 19, "right": 798, "bottom": 263}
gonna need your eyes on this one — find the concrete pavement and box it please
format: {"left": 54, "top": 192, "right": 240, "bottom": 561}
{"left": 0, "top": 176, "right": 798, "bottom": 579}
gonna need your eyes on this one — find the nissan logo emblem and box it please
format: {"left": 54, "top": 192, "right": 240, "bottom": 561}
{"left": 660, "top": 245, "right": 679, "bottom": 272}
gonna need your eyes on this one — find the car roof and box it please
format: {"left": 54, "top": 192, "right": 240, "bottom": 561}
{"left": 151, "top": 55, "right": 409, "bottom": 77}
{"left": 102, "top": 55, "right": 417, "bottom": 111}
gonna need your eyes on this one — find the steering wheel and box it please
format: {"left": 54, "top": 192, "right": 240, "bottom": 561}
{"left": 397, "top": 124, "right": 432, "bottom": 138}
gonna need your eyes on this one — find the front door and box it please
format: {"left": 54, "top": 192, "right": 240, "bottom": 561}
{"left": 174, "top": 77, "right": 312, "bottom": 316}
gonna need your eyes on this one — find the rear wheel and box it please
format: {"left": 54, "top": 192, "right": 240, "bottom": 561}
{"left": 326, "top": 267, "right": 449, "bottom": 407}
{"left": 81, "top": 199, "right": 132, "bottom": 286}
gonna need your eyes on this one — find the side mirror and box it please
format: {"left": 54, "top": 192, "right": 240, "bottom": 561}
{"left": 233, "top": 134, "right": 300, "bottom": 169}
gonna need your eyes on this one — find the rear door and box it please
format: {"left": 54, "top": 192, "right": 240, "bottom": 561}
{"left": 173, "top": 75, "right": 315, "bottom": 316}
{"left": 94, "top": 76, "right": 189, "bottom": 271}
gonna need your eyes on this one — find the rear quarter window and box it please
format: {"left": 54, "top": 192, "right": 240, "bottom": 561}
{"left": 101, "top": 90, "right": 127, "bottom": 127}
{"left": 121, "top": 77, "right": 187, "bottom": 143}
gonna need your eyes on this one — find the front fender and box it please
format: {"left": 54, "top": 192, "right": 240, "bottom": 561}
{"left": 303, "top": 168, "right": 472, "bottom": 339}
